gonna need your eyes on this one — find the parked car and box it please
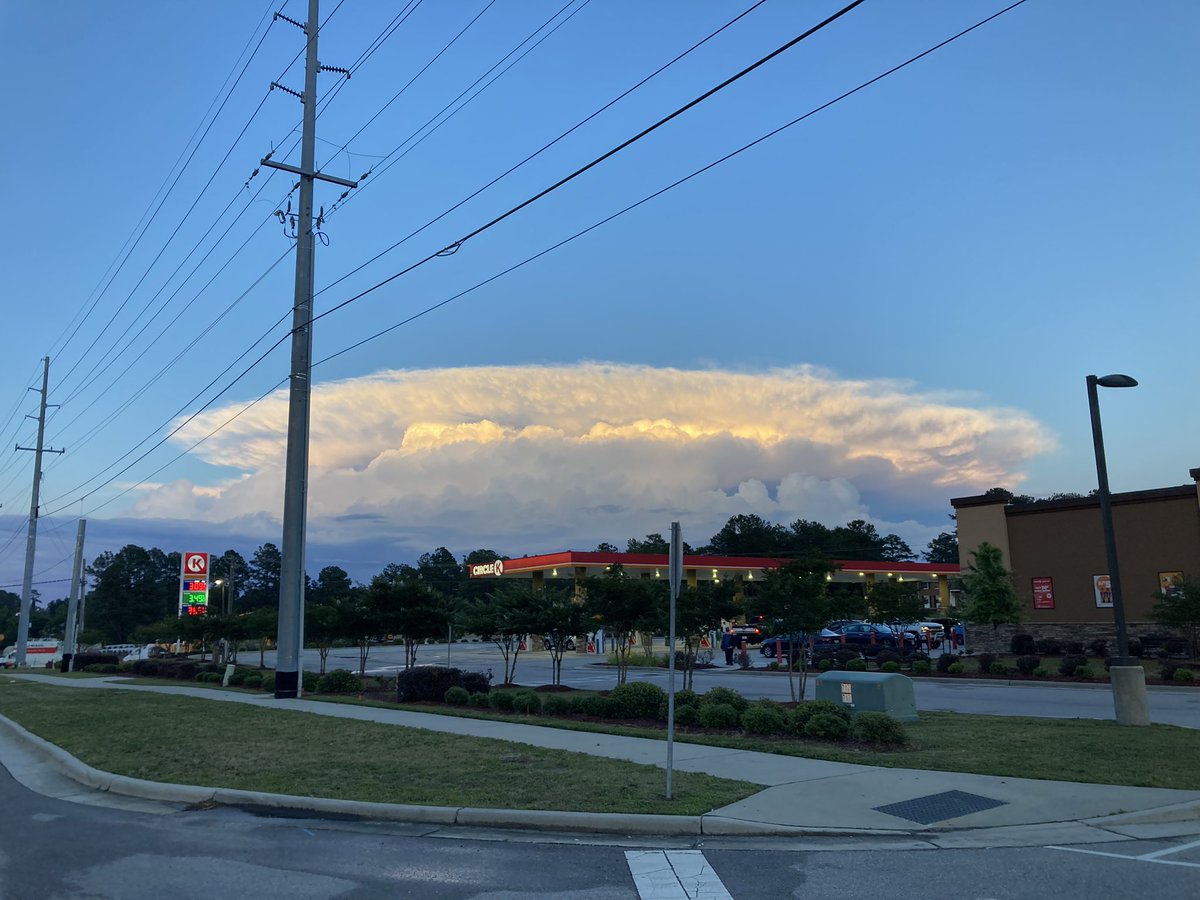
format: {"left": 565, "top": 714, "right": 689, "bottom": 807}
{"left": 729, "top": 621, "right": 765, "bottom": 645}
{"left": 759, "top": 630, "right": 839, "bottom": 661}
{"left": 816, "top": 622, "right": 919, "bottom": 650}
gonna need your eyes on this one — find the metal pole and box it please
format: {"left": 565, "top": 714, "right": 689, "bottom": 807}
{"left": 64, "top": 519, "right": 87, "bottom": 672}
{"left": 666, "top": 521, "right": 682, "bottom": 799}
{"left": 276, "top": 0, "right": 321, "bottom": 699}
{"left": 15, "top": 358, "right": 51, "bottom": 668}
{"left": 1086, "top": 375, "right": 1130, "bottom": 663}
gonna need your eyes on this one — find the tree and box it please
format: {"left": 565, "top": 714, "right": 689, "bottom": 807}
{"left": 86, "top": 545, "right": 181, "bottom": 643}
{"left": 526, "top": 586, "right": 586, "bottom": 686}
{"left": 879, "top": 534, "right": 916, "bottom": 562}
{"left": 463, "top": 584, "right": 536, "bottom": 684}
{"left": 960, "top": 542, "right": 1022, "bottom": 629}
{"left": 210, "top": 549, "right": 247, "bottom": 615}
{"left": 417, "top": 547, "right": 462, "bottom": 598}
{"left": 595, "top": 542, "right": 620, "bottom": 553}
{"left": 1151, "top": 577, "right": 1200, "bottom": 659}
{"left": 0, "top": 589, "right": 19, "bottom": 645}
{"left": 923, "top": 532, "right": 959, "bottom": 564}
{"left": 367, "top": 565, "right": 446, "bottom": 670}
{"left": 309, "top": 566, "right": 354, "bottom": 608}
{"left": 584, "top": 565, "right": 662, "bottom": 686}
{"left": 828, "top": 520, "right": 884, "bottom": 560}
{"left": 667, "top": 580, "right": 740, "bottom": 690}
{"left": 786, "top": 519, "right": 833, "bottom": 557}
{"left": 246, "top": 607, "right": 279, "bottom": 668}
{"left": 304, "top": 604, "right": 341, "bottom": 674}
{"left": 703, "top": 514, "right": 786, "bottom": 556}
{"left": 757, "top": 556, "right": 838, "bottom": 701}
{"left": 241, "top": 542, "right": 282, "bottom": 611}
{"left": 865, "top": 579, "right": 926, "bottom": 628}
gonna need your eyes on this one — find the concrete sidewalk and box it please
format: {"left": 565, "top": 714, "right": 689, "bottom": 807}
{"left": 4, "top": 673, "right": 1200, "bottom": 844}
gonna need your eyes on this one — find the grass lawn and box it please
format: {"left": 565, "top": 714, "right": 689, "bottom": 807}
{"left": 0, "top": 680, "right": 756, "bottom": 815}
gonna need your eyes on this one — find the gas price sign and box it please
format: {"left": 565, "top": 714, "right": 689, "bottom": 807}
{"left": 179, "top": 554, "right": 210, "bottom": 616}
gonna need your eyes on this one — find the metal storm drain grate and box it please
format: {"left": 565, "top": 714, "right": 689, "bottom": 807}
{"left": 873, "top": 790, "right": 1007, "bottom": 825}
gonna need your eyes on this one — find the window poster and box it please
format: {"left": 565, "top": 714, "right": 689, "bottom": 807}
{"left": 1093, "top": 574, "right": 1113, "bottom": 608}
{"left": 1159, "top": 571, "right": 1184, "bottom": 598}
{"left": 1032, "top": 577, "right": 1054, "bottom": 609}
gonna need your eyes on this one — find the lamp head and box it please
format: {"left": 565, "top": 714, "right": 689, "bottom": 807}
{"left": 1095, "top": 374, "right": 1138, "bottom": 388}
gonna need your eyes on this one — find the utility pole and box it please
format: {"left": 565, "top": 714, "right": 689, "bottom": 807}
{"left": 63, "top": 519, "right": 87, "bottom": 672}
{"left": 15, "top": 357, "right": 64, "bottom": 667}
{"left": 261, "top": 0, "right": 356, "bottom": 699}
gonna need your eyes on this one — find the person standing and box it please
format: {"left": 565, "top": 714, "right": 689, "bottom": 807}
{"left": 721, "top": 628, "right": 735, "bottom": 666}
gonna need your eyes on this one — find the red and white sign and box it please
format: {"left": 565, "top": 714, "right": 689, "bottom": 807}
{"left": 183, "top": 552, "right": 209, "bottom": 576}
{"left": 469, "top": 559, "right": 505, "bottom": 577}
{"left": 1032, "top": 576, "right": 1054, "bottom": 609}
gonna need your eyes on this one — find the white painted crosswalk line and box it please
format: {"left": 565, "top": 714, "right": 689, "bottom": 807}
{"left": 625, "top": 850, "right": 734, "bottom": 900}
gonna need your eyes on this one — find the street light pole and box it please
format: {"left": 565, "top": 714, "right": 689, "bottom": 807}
{"left": 1086, "top": 373, "right": 1148, "bottom": 725}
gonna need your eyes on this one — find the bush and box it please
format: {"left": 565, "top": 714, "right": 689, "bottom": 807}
{"left": 791, "top": 700, "right": 851, "bottom": 734}
{"left": 1010, "top": 634, "right": 1036, "bottom": 655}
{"left": 699, "top": 686, "right": 748, "bottom": 714}
{"left": 817, "top": 658, "right": 834, "bottom": 671}
{"left": 674, "top": 688, "right": 698, "bottom": 708}
{"left": 1166, "top": 639, "right": 1188, "bottom": 656}
{"left": 1088, "top": 639, "right": 1109, "bottom": 658}
{"left": 444, "top": 686, "right": 470, "bottom": 705}
{"left": 697, "top": 702, "right": 740, "bottom": 729}
{"left": 850, "top": 712, "right": 908, "bottom": 748}
{"left": 1059, "top": 654, "right": 1088, "bottom": 677}
{"left": 1174, "top": 668, "right": 1195, "bottom": 683}
{"left": 1015, "top": 655, "right": 1041, "bottom": 675}
{"left": 834, "top": 648, "right": 861, "bottom": 668}
{"left": 316, "top": 668, "right": 363, "bottom": 693}
{"left": 1066, "top": 641, "right": 1085, "bottom": 655}
{"left": 1127, "top": 637, "right": 1144, "bottom": 658}
{"left": 83, "top": 663, "right": 119, "bottom": 674}
{"left": 260, "top": 672, "right": 276, "bottom": 693}
{"left": 542, "top": 695, "right": 573, "bottom": 715}
{"left": 130, "top": 660, "right": 160, "bottom": 678}
{"left": 804, "top": 712, "right": 851, "bottom": 741}
{"left": 1036, "top": 638, "right": 1063, "bottom": 655}
{"left": 468, "top": 691, "right": 490, "bottom": 707}
{"left": 675, "top": 704, "right": 699, "bottom": 726}
{"left": 947, "top": 662, "right": 965, "bottom": 674}
{"left": 512, "top": 691, "right": 541, "bottom": 714}
{"left": 740, "top": 700, "right": 787, "bottom": 735}
{"left": 302, "top": 671, "right": 320, "bottom": 693}
{"left": 196, "top": 671, "right": 222, "bottom": 683}
{"left": 912, "top": 660, "right": 931, "bottom": 674}
{"left": 876, "top": 650, "right": 902, "bottom": 668}
{"left": 880, "top": 661, "right": 901, "bottom": 673}
{"left": 609, "top": 682, "right": 667, "bottom": 720}
{"left": 845, "top": 658, "right": 867, "bottom": 671}
{"left": 242, "top": 674, "right": 263, "bottom": 689}
{"left": 577, "top": 695, "right": 615, "bottom": 718}
{"left": 68, "top": 653, "right": 122, "bottom": 671}
{"left": 490, "top": 690, "right": 517, "bottom": 712}
{"left": 1032, "top": 667, "right": 1051, "bottom": 678}
{"left": 227, "top": 671, "right": 246, "bottom": 686}
{"left": 1074, "top": 665, "right": 1095, "bottom": 679}
{"left": 988, "top": 662, "right": 1008, "bottom": 676}
{"left": 396, "top": 666, "right": 491, "bottom": 703}
{"left": 936, "top": 654, "right": 957, "bottom": 673}
{"left": 1159, "top": 660, "right": 1179, "bottom": 681}
{"left": 976, "top": 653, "right": 997, "bottom": 674}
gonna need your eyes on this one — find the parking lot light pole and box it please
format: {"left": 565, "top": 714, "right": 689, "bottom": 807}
{"left": 1086, "top": 373, "right": 1149, "bottom": 725}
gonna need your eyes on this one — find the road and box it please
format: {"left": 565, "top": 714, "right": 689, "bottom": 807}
{"left": 241, "top": 641, "right": 1200, "bottom": 729}
{"left": 2, "top": 758, "right": 1200, "bottom": 899}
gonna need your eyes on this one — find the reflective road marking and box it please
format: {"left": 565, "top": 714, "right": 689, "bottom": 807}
{"left": 625, "top": 850, "right": 733, "bottom": 900}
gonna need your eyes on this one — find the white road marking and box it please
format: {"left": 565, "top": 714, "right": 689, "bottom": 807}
{"left": 1138, "top": 836, "right": 1200, "bottom": 860}
{"left": 625, "top": 850, "right": 734, "bottom": 900}
{"left": 1047, "top": 845, "right": 1200, "bottom": 869}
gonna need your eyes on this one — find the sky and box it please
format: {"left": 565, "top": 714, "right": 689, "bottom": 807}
{"left": 0, "top": 0, "right": 1196, "bottom": 594}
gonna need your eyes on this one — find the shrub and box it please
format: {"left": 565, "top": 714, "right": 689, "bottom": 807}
{"left": 242, "top": 674, "right": 263, "bottom": 689}
{"left": 1032, "top": 667, "right": 1051, "bottom": 678}
{"left": 846, "top": 658, "right": 867, "bottom": 671}
{"left": 1174, "top": 668, "right": 1195, "bottom": 683}
{"left": 542, "top": 695, "right": 573, "bottom": 715}
{"left": 976, "top": 653, "right": 997, "bottom": 674}
{"left": 766, "top": 661, "right": 781, "bottom": 671}
{"left": 850, "top": 712, "right": 908, "bottom": 748}
{"left": 834, "top": 649, "right": 861, "bottom": 668}
{"left": 699, "top": 686, "right": 748, "bottom": 714}
{"left": 674, "top": 688, "right": 698, "bottom": 708}
{"left": 880, "top": 661, "right": 901, "bottom": 673}
{"left": 1066, "top": 641, "right": 1085, "bottom": 655}
{"left": 1074, "top": 665, "right": 1095, "bottom": 679}
{"left": 740, "top": 700, "right": 787, "bottom": 735}
{"left": 196, "top": 671, "right": 222, "bottom": 683}
{"left": 876, "top": 650, "right": 902, "bottom": 668}
{"left": 936, "top": 654, "right": 957, "bottom": 673}
{"left": 469, "top": 691, "right": 490, "bottom": 708}
{"left": 396, "top": 666, "right": 490, "bottom": 703}
{"left": 817, "top": 658, "right": 834, "bottom": 671}
{"left": 1010, "top": 634, "right": 1036, "bottom": 655}
{"left": 675, "top": 704, "right": 699, "bottom": 726}
{"left": 861, "top": 644, "right": 882, "bottom": 659}
{"left": 302, "top": 671, "right": 320, "bottom": 693}
{"left": 1158, "top": 659, "right": 1179, "bottom": 680}
{"left": 69, "top": 653, "right": 122, "bottom": 671}
{"left": 804, "top": 712, "right": 851, "bottom": 741}
{"left": 1059, "top": 654, "right": 1088, "bottom": 677}
{"left": 577, "top": 695, "right": 615, "bottom": 718}
{"left": 988, "top": 662, "right": 1008, "bottom": 676}
{"left": 1166, "top": 639, "right": 1188, "bottom": 656}
{"left": 1036, "top": 638, "right": 1063, "bottom": 655}
{"left": 316, "top": 668, "right": 363, "bottom": 693}
{"left": 490, "top": 690, "right": 517, "bottom": 712}
{"left": 444, "top": 686, "right": 470, "bottom": 705}
{"left": 947, "top": 662, "right": 965, "bottom": 674}
{"left": 83, "top": 663, "right": 119, "bottom": 674}
{"left": 1088, "top": 639, "right": 1109, "bottom": 658}
{"left": 260, "top": 672, "right": 276, "bottom": 693}
{"left": 1015, "top": 655, "right": 1040, "bottom": 675}
{"left": 1127, "top": 637, "right": 1143, "bottom": 658}
{"left": 697, "top": 702, "right": 739, "bottom": 729}
{"left": 912, "top": 660, "right": 931, "bottom": 674}
{"left": 227, "top": 671, "right": 246, "bottom": 686}
{"left": 130, "top": 660, "right": 160, "bottom": 678}
{"left": 512, "top": 691, "right": 541, "bottom": 714}
{"left": 791, "top": 700, "right": 851, "bottom": 734}
{"left": 609, "top": 682, "right": 667, "bottom": 720}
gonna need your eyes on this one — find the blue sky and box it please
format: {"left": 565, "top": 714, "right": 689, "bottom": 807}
{"left": 0, "top": 0, "right": 1196, "bottom": 592}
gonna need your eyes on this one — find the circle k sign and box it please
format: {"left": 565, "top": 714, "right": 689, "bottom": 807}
{"left": 184, "top": 552, "right": 209, "bottom": 576}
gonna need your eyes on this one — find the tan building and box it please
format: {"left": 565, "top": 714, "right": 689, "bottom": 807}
{"left": 951, "top": 468, "right": 1200, "bottom": 652}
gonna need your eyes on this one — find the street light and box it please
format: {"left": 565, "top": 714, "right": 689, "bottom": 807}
{"left": 213, "top": 579, "right": 227, "bottom": 615}
{"left": 1086, "top": 373, "right": 1149, "bottom": 725}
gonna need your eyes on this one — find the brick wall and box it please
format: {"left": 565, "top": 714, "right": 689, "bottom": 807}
{"left": 965, "top": 621, "right": 1183, "bottom": 654}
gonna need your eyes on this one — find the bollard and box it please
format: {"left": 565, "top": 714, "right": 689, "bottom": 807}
{"left": 222, "top": 663, "right": 235, "bottom": 687}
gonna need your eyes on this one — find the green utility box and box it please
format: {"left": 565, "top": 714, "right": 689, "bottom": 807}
{"left": 814, "top": 671, "right": 918, "bottom": 722}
